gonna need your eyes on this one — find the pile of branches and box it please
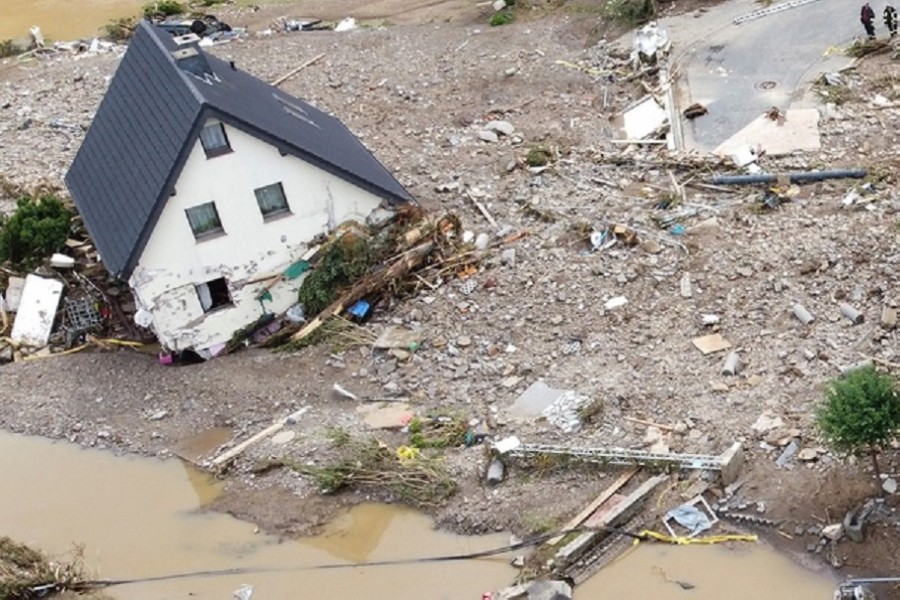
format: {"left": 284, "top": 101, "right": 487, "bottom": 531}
{"left": 257, "top": 435, "right": 458, "bottom": 507}
{"left": 0, "top": 537, "right": 88, "bottom": 599}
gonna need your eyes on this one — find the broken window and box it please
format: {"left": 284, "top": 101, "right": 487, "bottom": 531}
{"left": 199, "top": 122, "right": 231, "bottom": 157}
{"left": 196, "top": 277, "right": 232, "bottom": 313}
{"left": 185, "top": 202, "right": 224, "bottom": 239}
{"left": 254, "top": 182, "right": 290, "bottom": 218}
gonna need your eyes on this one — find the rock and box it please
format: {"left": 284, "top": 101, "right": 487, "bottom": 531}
{"left": 643, "top": 426, "right": 663, "bottom": 446}
{"left": 821, "top": 523, "right": 843, "bottom": 541}
{"left": 457, "top": 335, "right": 472, "bottom": 348}
{"left": 478, "top": 130, "right": 499, "bottom": 143}
{"left": 775, "top": 439, "right": 799, "bottom": 467}
{"left": 797, "top": 448, "right": 818, "bottom": 462}
{"left": 883, "top": 478, "right": 897, "bottom": 495}
{"left": 475, "top": 232, "right": 490, "bottom": 250}
{"left": 751, "top": 411, "right": 784, "bottom": 436}
{"left": 485, "top": 120, "right": 515, "bottom": 136}
{"left": 882, "top": 306, "right": 898, "bottom": 330}
{"left": 510, "top": 555, "right": 525, "bottom": 568}
{"left": 435, "top": 181, "right": 460, "bottom": 193}
{"left": 0, "top": 343, "right": 12, "bottom": 363}
{"left": 527, "top": 579, "right": 573, "bottom": 600}
{"left": 148, "top": 409, "right": 169, "bottom": 421}
{"left": 501, "top": 248, "right": 517, "bottom": 266}
{"left": 492, "top": 0, "right": 507, "bottom": 10}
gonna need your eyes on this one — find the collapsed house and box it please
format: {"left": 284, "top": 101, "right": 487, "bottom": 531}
{"left": 65, "top": 22, "right": 413, "bottom": 358}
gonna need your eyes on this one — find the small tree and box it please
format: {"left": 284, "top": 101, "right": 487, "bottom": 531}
{"left": 816, "top": 365, "right": 900, "bottom": 480}
{"left": 0, "top": 195, "right": 73, "bottom": 270}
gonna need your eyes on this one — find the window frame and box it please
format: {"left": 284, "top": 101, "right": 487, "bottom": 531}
{"left": 195, "top": 277, "right": 234, "bottom": 314}
{"left": 199, "top": 122, "right": 232, "bottom": 158}
{"left": 185, "top": 201, "right": 225, "bottom": 240}
{"left": 254, "top": 182, "right": 291, "bottom": 220}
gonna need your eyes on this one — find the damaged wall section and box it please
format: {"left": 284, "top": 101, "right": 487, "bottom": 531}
{"left": 129, "top": 121, "right": 385, "bottom": 357}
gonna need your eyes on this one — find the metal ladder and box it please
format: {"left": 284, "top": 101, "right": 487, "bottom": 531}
{"left": 509, "top": 443, "right": 724, "bottom": 471}
{"left": 733, "top": 0, "right": 822, "bottom": 24}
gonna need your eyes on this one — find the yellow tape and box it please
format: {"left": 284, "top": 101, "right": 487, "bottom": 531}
{"left": 634, "top": 530, "right": 758, "bottom": 546}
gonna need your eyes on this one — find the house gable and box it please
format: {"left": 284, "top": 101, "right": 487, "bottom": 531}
{"left": 65, "top": 22, "right": 413, "bottom": 280}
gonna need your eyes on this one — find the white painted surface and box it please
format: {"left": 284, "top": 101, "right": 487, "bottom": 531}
{"left": 10, "top": 275, "right": 64, "bottom": 348}
{"left": 622, "top": 96, "right": 668, "bottom": 140}
{"left": 130, "top": 120, "right": 386, "bottom": 354}
{"left": 714, "top": 108, "right": 821, "bottom": 156}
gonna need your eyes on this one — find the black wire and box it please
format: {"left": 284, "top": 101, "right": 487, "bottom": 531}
{"left": 66, "top": 525, "right": 647, "bottom": 590}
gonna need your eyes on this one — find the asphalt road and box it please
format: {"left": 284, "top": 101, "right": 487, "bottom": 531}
{"left": 669, "top": 0, "right": 864, "bottom": 152}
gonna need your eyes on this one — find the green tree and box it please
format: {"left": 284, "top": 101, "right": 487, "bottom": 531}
{"left": 0, "top": 195, "right": 72, "bottom": 270}
{"left": 816, "top": 365, "right": 900, "bottom": 480}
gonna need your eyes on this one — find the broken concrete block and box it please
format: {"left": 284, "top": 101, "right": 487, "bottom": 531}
{"left": 692, "top": 333, "right": 731, "bottom": 355}
{"left": 49, "top": 253, "right": 76, "bottom": 269}
{"left": 680, "top": 273, "right": 692, "bottom": 298}
{"left": 881, "top": 306, "right": 897, "bottom": 330}
{"left": 719, "top": 442, "right": 744, "bottom": 486}
{"left": 3, "top": 276, "right": 25, "bottom": 312}
{"left": 526, "top": 580, "right": 572, "bottom": 600}
{"left": 10, "top": 275, "right": 64, "bottom": 348}
{"left": 821, "top": 523, "right": 843, "bottom": 541}
{"left": 486, "top": 458, "right": 505, "bottom": 486}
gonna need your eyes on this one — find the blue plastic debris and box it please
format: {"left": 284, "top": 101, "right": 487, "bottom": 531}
{"left": 348, "top": 299, "right": 371, "bottom": 319}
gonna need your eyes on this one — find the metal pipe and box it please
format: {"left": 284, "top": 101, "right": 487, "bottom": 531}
{"left": 846, "top": 578, "right": 900, "bottom": 584}
{"left": 709, "top": 169, "right": 867, "bottom": 185}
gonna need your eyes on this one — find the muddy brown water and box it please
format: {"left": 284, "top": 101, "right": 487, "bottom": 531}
{"left": 0, "top": 432, "right": 513, "bottom": 599}
{"left": 0, "top": 431, "right": 838, "bottom": 599}
{"left": 0, "top": 0, "right": 143, "bottom": 42}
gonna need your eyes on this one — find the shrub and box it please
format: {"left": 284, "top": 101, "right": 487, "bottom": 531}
{"left": 297, "top": 233, "right": 374, "bottom": 316}
{"left": 525, "top": 146, "right": 551, "bottom": 167}
{"left": 0, "top": 39, "right": 23, "bottom": 58}
{"left": 603, "top": 0, "right": 656, "bottom": 27}
{"left": 0, "top": 195, "right": 73, "bottom": 270}
{"left": 816, "top": 365, "right": 900, "bottom": 480}
{"left": 103, "top": 16, "right": 139, "bottom": 42}
{"left": 490, "top": 11, "right": 514, "bottom": 26}
{"left": 142, "top": 0, "right": 186, "bottom": 18}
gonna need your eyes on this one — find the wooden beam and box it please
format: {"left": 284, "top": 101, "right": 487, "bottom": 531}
{"left": 271, "top": 53, "right": 326, "bottom": 87}
{"left": 208, "top": 407, "right": 309, "bottom": 468}
{"left": 545, "top": 467, "right": 638, "bottom": 546}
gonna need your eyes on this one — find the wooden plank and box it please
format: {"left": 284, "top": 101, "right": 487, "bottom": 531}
{"left": 546, "top": 467, "right": 638, "bottom": 546}
{"left": 271, "top": 53, "right": 326, "bottom": 87}
{"left": 209, "top": 407, "right": 309, "bottom": 468}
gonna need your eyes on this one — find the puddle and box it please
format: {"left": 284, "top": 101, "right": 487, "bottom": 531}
{"left": 581, "top": 541, "right": 836, "bottom": 599}
{"left": 0, "top": 0, "right": 143, "bottom": 42}
{"left": 0, "top": 432, "right": 513, "bottom": 599}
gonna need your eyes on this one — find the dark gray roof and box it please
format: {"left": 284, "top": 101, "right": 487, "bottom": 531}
{"left": 65, "top": 22, "right": 413, "bottom": 278}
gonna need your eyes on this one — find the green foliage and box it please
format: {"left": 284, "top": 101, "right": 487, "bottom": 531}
{"left": 407, "top": 416, "right": 468, "bottom": 449}
{"left": 201, "top": 0, "right": 227, "bottom": 5}
{"left": 525, "top": 146, "right": 551, "bottom": 167}
{"left": 0, "top": 39, "right": 23, "bottom": 58}
{"left": 603, "top": 0, "right": 656, "bottom": 27}
{"left": 297, "top": 233, "right": 375, "bottom": 316}
{"left": 490, "top": 11, "right": 515, "bottom": 26}
{"left": 104, "top": 16, "right": 139, "bottom": 42}
{"left": 0, "top": 195, "right": 72, "bottom": 270}
{"left": 816, "top": 366, "right": 900, "bottom": 476}
{"left": 142, "top": 0, "right": 186, "bottom": 18}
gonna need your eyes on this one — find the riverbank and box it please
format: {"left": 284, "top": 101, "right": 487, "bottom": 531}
{"left": 0, "top": 0, "right": 898, "bottom": 590}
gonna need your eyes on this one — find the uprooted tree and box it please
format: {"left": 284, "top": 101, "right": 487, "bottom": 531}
{"left": 816, "top": 365, "right": 900, "bottom": 482}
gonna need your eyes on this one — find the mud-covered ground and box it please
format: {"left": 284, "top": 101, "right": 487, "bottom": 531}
{"left": 1, "top": 0, "right": 899, "bottom": 591}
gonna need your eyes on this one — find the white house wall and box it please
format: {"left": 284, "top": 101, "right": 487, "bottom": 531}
{"left": 129, "top": 120, "right": 386, "bottom": 356}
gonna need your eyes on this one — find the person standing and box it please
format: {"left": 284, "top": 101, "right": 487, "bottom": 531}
{"left": 861, "top": 2, "right": 877, "bottom": 39}
{"left": 885, "top": 4, "right": 898, "bottom": 37}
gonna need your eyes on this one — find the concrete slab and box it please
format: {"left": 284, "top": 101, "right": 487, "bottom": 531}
{"left": 692, "top": 333, "right": 732, "bottom": 355}
{"left": 622, "top": 96, "right": 668, "bottom": 140}
{"left": 356, "top": 402, "right": 414, "bottom": 429}
{"left": 10, "top": 275, "right": 63, "bottom": 348}
{"left": 508, "top": 380, "right": 567, "bottom": 421}
{"left": 714, "top": 108, "right": 820, "bottom": 156}
{"left": 4, "top": 276, "right": 26, "bottom": 312}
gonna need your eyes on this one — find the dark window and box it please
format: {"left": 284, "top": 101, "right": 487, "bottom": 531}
{"left": 185, "top": 202, "right": 224, "bottom": 239}
{"left": 196, "top": 277, "right": 232, "bottom": 313}
{"left": 254, "top": 183, "right": 290, "bottom": 218}
{"left": 199, "top": 122, "right": 231, "bottom": 157}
